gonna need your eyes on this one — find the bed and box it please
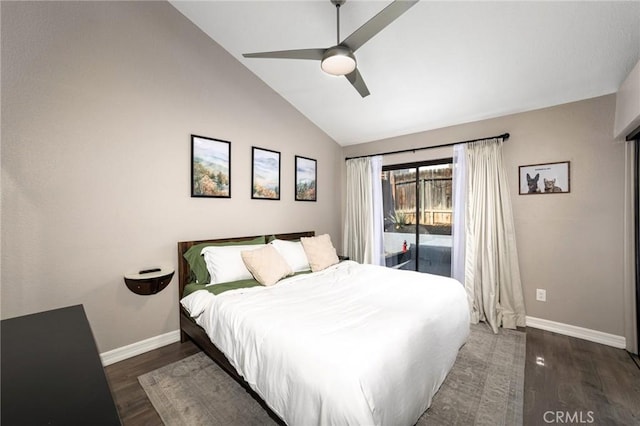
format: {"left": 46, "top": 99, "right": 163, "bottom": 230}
{"left": 177, "top": 231, "right": 470, "bottom": 426}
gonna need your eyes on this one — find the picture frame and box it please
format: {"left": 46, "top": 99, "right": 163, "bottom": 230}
{"left": 251, "top": 147, "right": 281, "bottom": 200}
{"left": 191, "top": 134, "right": 231, "bottom": 198}
{"left": 519, "top": 161, "right": 570, "bottom": 195}
{"left": 295, "top": 155, "right": 317, "bottom": 201}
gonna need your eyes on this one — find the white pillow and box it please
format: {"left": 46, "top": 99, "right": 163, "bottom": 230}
{"left": 180, "top": 291, "right": 215, "bottom": 318}
{"left": 201, "top": 244, "right": 267, "bottom": 285}
{"left": 241, "top": 245, "right": 293, "bottom": 286}
{"left": 300, "top": 234, "right": 339, "bottom": 272}
{"left": 269, "top": 239, "right": 311, "bottom": 272}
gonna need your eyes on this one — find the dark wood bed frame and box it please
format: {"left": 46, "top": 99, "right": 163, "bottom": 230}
{"left": 177, "top": 231, "right": 315, "bottom": 424}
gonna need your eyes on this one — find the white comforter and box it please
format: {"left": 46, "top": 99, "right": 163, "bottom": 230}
{"left": 182, "top": 261, "right": 470, "bottom": 426}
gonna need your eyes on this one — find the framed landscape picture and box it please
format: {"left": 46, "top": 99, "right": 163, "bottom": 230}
{"left": 251, "top": 147, "right": 280, "bottom": 200}
{"left": 191, "top": 135, "right": 231, "bottom": 198}
{"left": 295, "top": 156, "right": 317, "bottom": 201}
{"left": 519, "top": 161, "right": 570, "bottom": 195}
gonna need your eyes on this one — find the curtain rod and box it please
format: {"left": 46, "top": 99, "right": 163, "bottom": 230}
{"left": 344, "top": 132, "right": 510, "bottom": 161}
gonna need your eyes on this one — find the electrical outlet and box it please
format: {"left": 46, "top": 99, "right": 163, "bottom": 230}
{"left": 536, "top": 289, "right": 546, "bottom": 302}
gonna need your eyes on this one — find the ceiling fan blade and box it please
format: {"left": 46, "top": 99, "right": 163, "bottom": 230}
{"left": 342, "top": 0, "right": 419, "bottom": 52}
{"left": 242, "top": 48, "right": 325, "bottom": 60}
{"left": 345, "top": 68, "right": 370, "bottom": 98}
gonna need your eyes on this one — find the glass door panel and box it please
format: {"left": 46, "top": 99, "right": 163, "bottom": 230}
{"left": 382, "top": 169, "right": 416, "bottom": 270}
{"left": 417, "top": 164, "right": 453, "bottom": 276}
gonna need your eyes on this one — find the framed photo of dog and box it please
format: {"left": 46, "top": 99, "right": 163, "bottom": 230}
{"left": 519, "top": 161, "right": 570, "bottom": 195}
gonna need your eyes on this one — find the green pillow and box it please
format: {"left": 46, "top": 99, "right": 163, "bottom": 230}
{"left": 183, "top": 236, "right": 266, "bottom": 284}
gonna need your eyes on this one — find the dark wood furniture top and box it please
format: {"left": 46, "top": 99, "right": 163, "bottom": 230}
{"left": 1, "top": 304, "right": 121, "bottom": 425}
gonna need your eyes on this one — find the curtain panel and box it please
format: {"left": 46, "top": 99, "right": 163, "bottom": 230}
{"left": 344, "top": 156, "right": 384, "bottom": 265}
{"left": 454, "top": 138, "right": 526, "bottom": 333}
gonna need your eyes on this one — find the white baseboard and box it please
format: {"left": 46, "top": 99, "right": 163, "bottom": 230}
{"left": 526, "top": 316, "right": 626, "bottom": 349}
{"left": 100, "top": 330, "right": 181, "bottom": 366}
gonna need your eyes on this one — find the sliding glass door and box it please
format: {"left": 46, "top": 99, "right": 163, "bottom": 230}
{"left": 382, "top": 159, "right": 453, "bottom": 276}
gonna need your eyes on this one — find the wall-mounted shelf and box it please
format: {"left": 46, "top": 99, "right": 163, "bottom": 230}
{"left": 124, "top": 268, "right": 174, "bottom": 295}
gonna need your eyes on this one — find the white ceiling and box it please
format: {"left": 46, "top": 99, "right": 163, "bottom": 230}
{"left": 170, "top": 1, "right": 640, "bottom": 146}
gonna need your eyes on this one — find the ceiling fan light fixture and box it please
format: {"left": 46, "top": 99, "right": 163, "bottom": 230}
{"left": 321, "top": 46, "right": 356, "bottom": 76}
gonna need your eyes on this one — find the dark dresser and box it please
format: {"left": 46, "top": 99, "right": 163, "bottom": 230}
{"left": 1, "top": 305, "right": 121, "bottom": 425}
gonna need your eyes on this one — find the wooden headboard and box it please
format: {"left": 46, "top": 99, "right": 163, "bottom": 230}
{"left": 177, "top": 231, "right": 315, "bottom": 298}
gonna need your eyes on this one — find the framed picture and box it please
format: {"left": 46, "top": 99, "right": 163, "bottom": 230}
{"left": 519, "top": 161, "right": 570, "bottom": 195}
{"left": 191, "top": 135, "right": 231, "bottom": 198}
{"left": 295, "top": 155, "right": 317, "bottom": 201}
{"left": 251, "top": 147, "right": 281, "bottom": 200}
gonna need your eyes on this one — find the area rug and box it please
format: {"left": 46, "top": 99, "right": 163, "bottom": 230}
{"left": 416, "top": 323, "right": 525, "bottom": 425}
{"left": 139, "top": 323, "right": 525, "bottom": 426}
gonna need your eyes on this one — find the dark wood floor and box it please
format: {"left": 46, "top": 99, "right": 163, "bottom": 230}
{"left": 523, "top": 328, "right": 640, "bottom": 426}
{"left": 105, "top": 328, "right": 640, "bottom": 425}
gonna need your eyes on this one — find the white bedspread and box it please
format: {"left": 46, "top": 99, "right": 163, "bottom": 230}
{"left": 184, "top": 261, "right": 470, "bottom": 426}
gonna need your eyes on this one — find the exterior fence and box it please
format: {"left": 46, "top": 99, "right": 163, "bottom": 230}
{"left": 394, "top": 209, "right": 452, "bottom": 226}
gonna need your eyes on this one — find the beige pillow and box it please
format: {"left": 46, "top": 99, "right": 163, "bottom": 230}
{"left": 241, "top": 245, "right": 293, "bottom": 286}
{"left": 300, "top": 234, "right": 339, "bottom": 272}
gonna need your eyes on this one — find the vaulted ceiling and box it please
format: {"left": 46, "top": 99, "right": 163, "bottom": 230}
{"left": 171, "top": 1, "right": 640, "bottom": 146}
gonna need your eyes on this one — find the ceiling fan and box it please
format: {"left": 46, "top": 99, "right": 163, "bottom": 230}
{"left": 242, "top": 0, "right": 419, "bottom": 98}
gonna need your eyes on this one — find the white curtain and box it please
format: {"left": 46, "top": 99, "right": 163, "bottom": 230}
{"left": 455, "top": 138, "right": 526, "bottom": 332}
{"left": 451, "top": 144, "right": 467, "bottom": 283}
{"left": 344, "top": 156, "right": 384, "bottom": 265}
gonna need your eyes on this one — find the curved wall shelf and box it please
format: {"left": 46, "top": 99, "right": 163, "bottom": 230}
{"left": 124, "top": 268, "right": 174, "bottom": 295}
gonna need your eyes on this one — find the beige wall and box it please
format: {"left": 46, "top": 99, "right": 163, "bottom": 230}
{"left": 1, "top": 1, "right": 342, "bottom": 352}
{"left": 344, "top": 94, "right": 627, "bottom": 337}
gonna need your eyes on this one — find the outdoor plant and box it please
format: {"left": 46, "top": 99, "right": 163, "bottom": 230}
{"left": 391, "top": 211, "right": 408, "bottom": 230}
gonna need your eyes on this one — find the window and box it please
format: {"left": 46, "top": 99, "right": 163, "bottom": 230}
{"left": 382, "top": 159, "right": 453, "bottom": 276}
